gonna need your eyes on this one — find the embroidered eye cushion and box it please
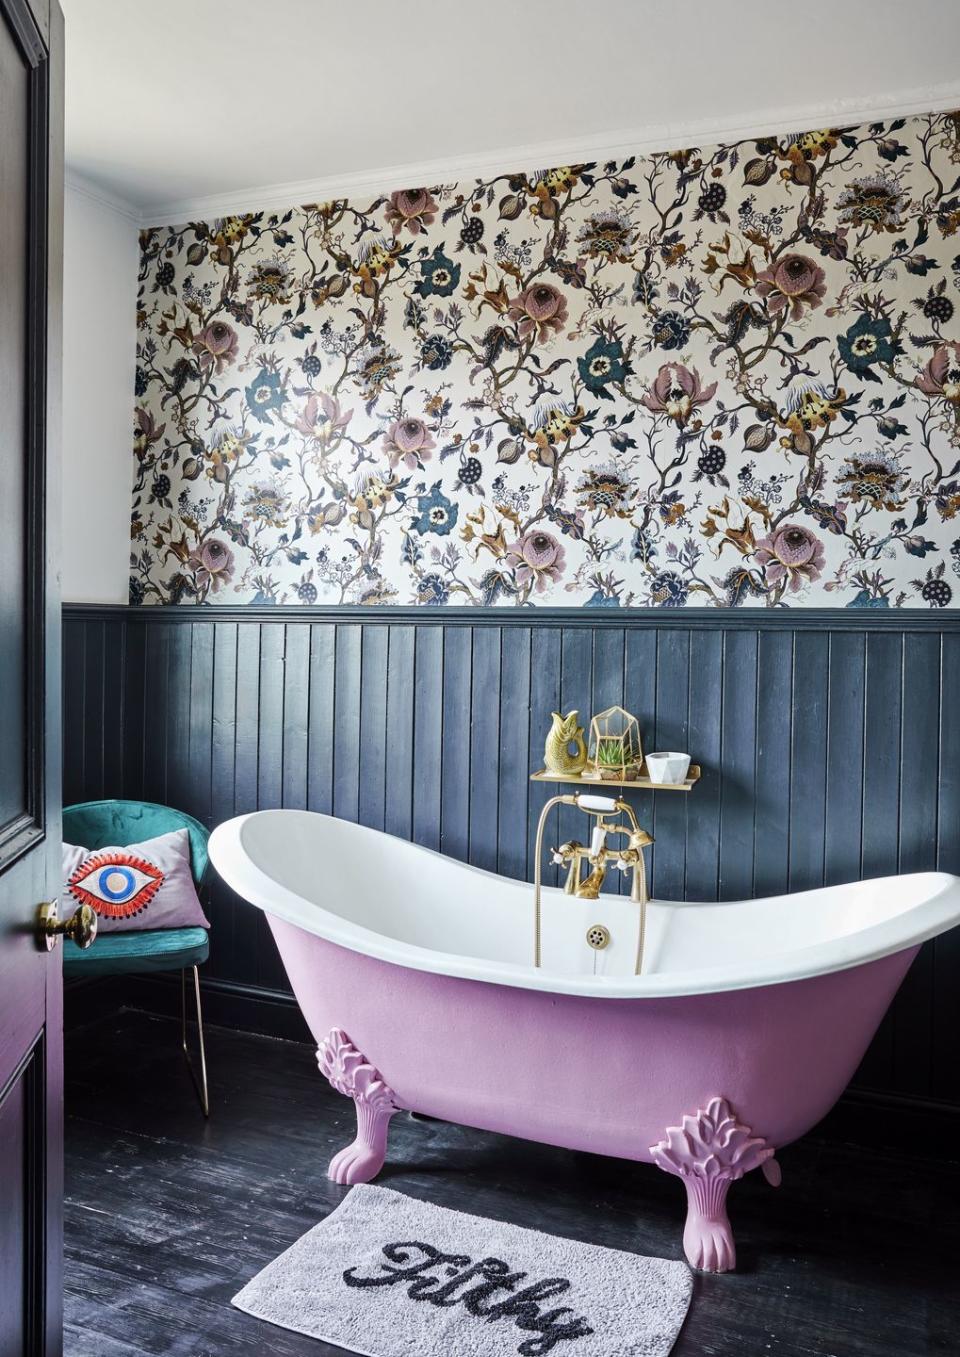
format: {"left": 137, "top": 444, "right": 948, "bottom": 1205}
{"left": 62, "top": 828, "right": 209, "bottom": 932}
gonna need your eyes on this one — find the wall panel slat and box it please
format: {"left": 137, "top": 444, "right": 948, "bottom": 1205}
{"left": 891, "top": 633, "right": 941, "bottom": 1096}
{"left": 165, "top": 622, "right": 193, "bottom": 816}
{"left": 281, "top": 622, "right": 310, "bottom": 813}
{"left": 384, "top": 626, "right": 415, "bottom": 843}
{"left": 208, "top": 622, "right": 238, "bottom": 981}
{"left": 624, "top": 628, "right": 657, "bottom": 891}
{"left": 81, "top": 620, "right": 104, "bottom": 801}
{"left": 753, "top": 631, "right": 792, "bottom": 899}
{"left": 358, "top": 626, "right": 388, "bottom": 832}
{"left": 788, "top": 631, "right": 829, "bottom": 894}
{"left": 824, "top": 632, "right": 865, "bottom": 887}
{"left": 142, "top": 623, "right": 170, "bottom": 806}
{"left": 121, "top": 617, "right": 145, "bottom": 799}
{"left": 256, "top": 622, "right": 285, "bottom": 814}
{"left": 307, "top": 624, "right": 335, "bottom": 816}
{"left": 440, "top": 626, "right": 471, "bottom": 864}
{"left": 527, "top": 626, "right": 561, "bottom": 885}
{"left": 469, "top": 626, "right": 501, "bottom": 873}
{"left": 685, "top": 630, "right": 722, "bottom": 900}
{"left": 718, "top": 630, "right": 757, "bottom": 901}
{"left": 497, "top": 627, "right": 531, "bottom": 882}
{"left": 188, "top": 622, "right": 214, "bottom": 822}
{"left": 62, "top": 616, "right": 86, "bottom": 808}
{"left": 652, "top": 629, "right": 690, "bottom": 901}
{"left": 232, "top": 623, "right": 262, "bottom": 987}
{"left": 332, "top": 625, "right": 361, "bottom": 824}
{"left": 855, "top": 630, "right": 904, "bottom": 1088}
{"left": 412, "top": 626, "right": 442, "bottom": 852}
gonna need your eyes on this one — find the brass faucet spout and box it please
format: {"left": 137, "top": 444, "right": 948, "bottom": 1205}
{"left": 575, "top": 862, "right": 607, "bottom": 899}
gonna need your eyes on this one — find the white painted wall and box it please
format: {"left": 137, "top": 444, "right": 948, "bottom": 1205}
{"left": 62, "top": 176, "right": 138, "bottom": 603}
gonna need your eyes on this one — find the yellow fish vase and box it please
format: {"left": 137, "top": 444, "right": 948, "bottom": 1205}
{"left": 544, "top": 710, "right": 587, "bottom": 776}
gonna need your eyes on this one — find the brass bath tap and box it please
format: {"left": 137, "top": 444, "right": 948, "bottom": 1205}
{"left": 553, "top": 809, "right": 652, "bottom": 903}
{"left": 534, "top": 793, "right": 653, "bottom": 973}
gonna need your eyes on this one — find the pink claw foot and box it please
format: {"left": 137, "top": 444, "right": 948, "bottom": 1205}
{"left": 317, "top": 1028, "right": 400, "bottom": 1185}
{"left": 681, "top": 1177, "right": 736, "bottom": 1273}
{"left": 651, "top": 1095, "right": 775, "bottom": 1273}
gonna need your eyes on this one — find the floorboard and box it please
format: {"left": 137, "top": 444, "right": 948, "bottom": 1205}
{"left": 64, "top": 1008, "right": 960, "bottom": 1356}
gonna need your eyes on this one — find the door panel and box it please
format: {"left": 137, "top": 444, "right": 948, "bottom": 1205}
{"left": 0, "top": 0, "right": 28, "bottom": 841}
{"left": 0, "top": 0, "right": 63, "bottom": 1354}
{"left": 0, "top": 1042, "right": 44, "bottom": 1357}
{"left": 0, "top": 1070, "right": 27, "bottom": 1357}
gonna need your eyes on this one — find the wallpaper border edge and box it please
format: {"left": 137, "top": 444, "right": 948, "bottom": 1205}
{"left": 63, "top": 602, "right": 960, "bottom": 632}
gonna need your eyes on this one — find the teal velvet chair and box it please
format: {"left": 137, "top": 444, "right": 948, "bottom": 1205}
{"left": 62, "top": 799, "right": 211, "bottom": 1115}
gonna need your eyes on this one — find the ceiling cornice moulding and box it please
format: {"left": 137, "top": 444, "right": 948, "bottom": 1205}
{"left": 135, "top": 82, "right": 960, "bottom": 228}
{"left": 65, "top": 168, "right": 141, "bottom": 223}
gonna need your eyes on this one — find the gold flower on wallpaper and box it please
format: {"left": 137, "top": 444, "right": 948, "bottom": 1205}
{"left": 132, "top": 111, "right": 960, "bottom": 608}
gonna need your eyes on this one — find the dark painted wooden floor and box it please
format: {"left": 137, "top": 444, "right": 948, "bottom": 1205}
{"left": 64, "top": 1008, "right": 960, "bottom": 1356}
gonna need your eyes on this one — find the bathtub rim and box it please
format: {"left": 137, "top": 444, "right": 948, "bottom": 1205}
{"left": 208, "top": 809, "right": 960, "bottom": 1000}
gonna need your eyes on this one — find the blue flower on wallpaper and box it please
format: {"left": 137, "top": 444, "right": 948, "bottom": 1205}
{"left": 847, "top": 591, "right": 892, "bottom": 608}
{"left": 649, "top": 570, "right": 689, "bottom": 607}
{"left": 412, "top": 483, "right": 458, "bottom": 536}
{"left": 416, "top": 572, "right": 450, "bottom": 605}
{"left": 578, "top": 336, "right": 628, "bottom": 398}
{"left": 244, "top": 367, "right": 285, "bottom": 423}
{"left": 414, "top": 247, "right": 461, "bottom": 299}
{"left": 420, "top": 334, "right": 454, "bottom": 370}
{"left": 650, "top": 310, "right": 691, "bottom": 350}
{"left": 837, "top": 313, "right": 900, "bottom": 382}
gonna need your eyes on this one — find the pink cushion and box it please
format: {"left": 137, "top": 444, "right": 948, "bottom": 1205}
{"left": 62, "top": 828, "right": 209, "bottom": 933}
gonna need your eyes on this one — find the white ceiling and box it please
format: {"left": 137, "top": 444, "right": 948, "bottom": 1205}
{"left": 64, "top": 0, "right": 960, "bottom": 224}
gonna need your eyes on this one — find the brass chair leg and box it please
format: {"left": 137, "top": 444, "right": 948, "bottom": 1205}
{"left": 180, "top": 965, "right": 210, "bottom": 1117}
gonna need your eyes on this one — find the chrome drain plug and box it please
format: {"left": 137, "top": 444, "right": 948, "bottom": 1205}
{"left": 586, "top": 923, "right": 611, "bottom": 950}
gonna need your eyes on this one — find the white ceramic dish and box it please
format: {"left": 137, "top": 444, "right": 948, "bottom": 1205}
{"left": 645, "top": 752, "right": 691, "bottom": 785}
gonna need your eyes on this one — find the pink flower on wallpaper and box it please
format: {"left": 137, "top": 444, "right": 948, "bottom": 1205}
{"left": 383, "top": 417, "right": 436, "bottom": 470}
{"left": 915, "top": 342, "right": 960, "bottom": 404}
{"left": 508, "top": 283, "right": 568, "bottom": 343}
{"left": 293, "top": 391, "right": 353, "bottom": 440}
{"left": 384, "top": 188, "right": 438, "bottom": 236}
{"left": 192, "top": 320, "right": 239, "bottom": 373}
{"left": 755, "top": 524, "right": 825, "bottom": 592}
{"left": 640, "top": 363, "right": 717, "bottom": 425}
{"left": 755, "top": 254, "right": 827, "bottom": 320}
{"left": 187, "top": 538, "right": 235, "bottom": 593}
{"left": 504, "top": 529, "right": 566, "bottom": 593}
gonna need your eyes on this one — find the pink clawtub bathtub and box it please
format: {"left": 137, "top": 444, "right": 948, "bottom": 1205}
{"left": 209, "top": 809, "right": 960, "bottom": 1272}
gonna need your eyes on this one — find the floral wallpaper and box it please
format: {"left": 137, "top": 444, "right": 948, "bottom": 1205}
{"left": 133, "top": 111, "right": 960, "bottom": 608}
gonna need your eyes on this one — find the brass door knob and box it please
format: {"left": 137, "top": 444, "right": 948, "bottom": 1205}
{"left": 37, "top": 901, "right": 98, "bottom": 951}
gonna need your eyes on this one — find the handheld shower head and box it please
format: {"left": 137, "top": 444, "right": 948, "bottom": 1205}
{"left": 575, "top": 793, "right": 619, "bottom": 814}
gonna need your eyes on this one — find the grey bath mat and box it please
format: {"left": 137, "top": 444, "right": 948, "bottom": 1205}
{"left": 232, "top": 1184, "right": 692, "bottom": 1356}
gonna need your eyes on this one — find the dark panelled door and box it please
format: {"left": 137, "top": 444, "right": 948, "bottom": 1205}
{"left": 0, "top": 1, "right": 63, "bottom": 1354}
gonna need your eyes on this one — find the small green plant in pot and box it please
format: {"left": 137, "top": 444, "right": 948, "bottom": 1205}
{"left": 595, "top": 736, "right": 638, "bottom": 781}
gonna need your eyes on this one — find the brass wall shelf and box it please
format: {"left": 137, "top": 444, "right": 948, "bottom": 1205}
{"left": 530, "top": 764, "right": 701, "bottom": 793}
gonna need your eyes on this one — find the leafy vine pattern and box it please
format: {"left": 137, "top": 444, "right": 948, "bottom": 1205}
{"left": 132, "top": 111, "right": 960, "bottom": 608}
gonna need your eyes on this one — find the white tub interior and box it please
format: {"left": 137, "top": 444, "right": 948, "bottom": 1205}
{"left": 210, "top": 809, "right": 960, "bottom": 999}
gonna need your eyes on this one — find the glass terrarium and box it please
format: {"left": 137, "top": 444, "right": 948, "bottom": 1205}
{"left": 585, "top": 706, "right": 643, "bottom": 781}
